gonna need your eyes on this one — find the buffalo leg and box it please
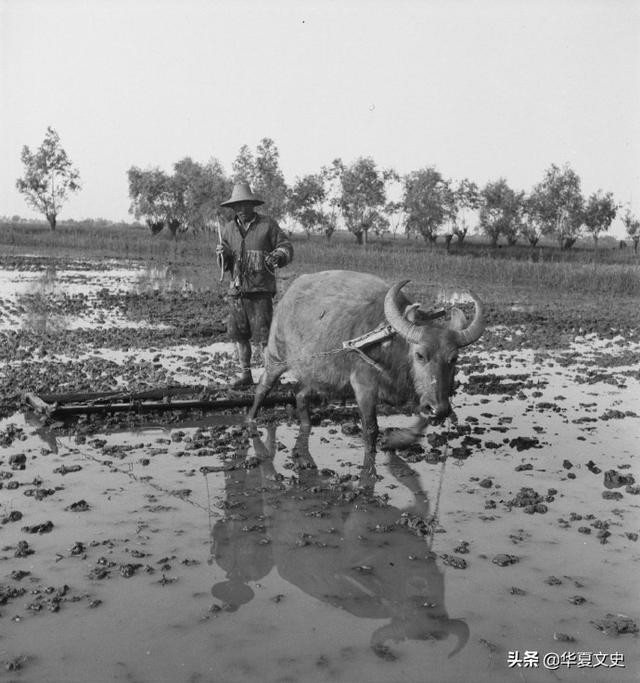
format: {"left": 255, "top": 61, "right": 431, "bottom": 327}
{"left": 247, "top": 363, "right": 285, "bottom": 421}
{"left": 386, "top": 451, "right": 430, "bottom": 518}
{"left": 291, "top": 423, "right": 317, "bottom": 472}
{"left": 249, "top": 424, "right": 279, "bottom": 481}
{"left": 350, "top": 371, "right": 380, "bottom": 485}
{"left": 295, "top": 386, "right": 312, "bottom": 429}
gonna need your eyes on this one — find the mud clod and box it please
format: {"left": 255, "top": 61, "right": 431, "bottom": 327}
{"left": 568, "top": 595, "right": 586, "bottom": 605}
{"left": 21, "top": 520, "right": 54, "bottom": 534}
{"left": 553, "top": 632, "right": 575, "bottom": 642}
{"left": 441, "top": 554, "right": 468, "bottom": 569}
{"left": 591, "top": 614, "right": 638, "bottom": 636}
{"left": 2, "top": 510, "right": 23, "bottom": 523}
{"left": 506, "top": 487, "right": 552, "bottom": 513}
{"left": 509, "top": 436, "right": 541, "bottom": 452}
{"left": 66, "top": 499, "right": 91, "bottom": 512}
{"left": 604, "top": 470, "right": 635, "bottom": 489}
{"left": 492, "top": 554, "right": 519, "bottom": 567}
{"left": 14, "top": 540, "right": 34, "bottom": 557}
{"left": 53, "top": 464, "right": 82, "bottom": 475}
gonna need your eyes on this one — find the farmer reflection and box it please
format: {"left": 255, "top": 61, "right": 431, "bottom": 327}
{"left": 209, "top": 424, "right": 469, "bottom": 658}
{"left": 209, "top": 424, "right": 278, "bottom": 611}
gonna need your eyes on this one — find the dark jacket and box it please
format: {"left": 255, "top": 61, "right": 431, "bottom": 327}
{"left": 220, "top": 213, "right": 293, "bottom": 295}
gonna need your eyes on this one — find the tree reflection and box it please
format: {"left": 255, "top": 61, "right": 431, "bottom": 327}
{"left": 18, "top": 266, "right": 69, "bottom": 333}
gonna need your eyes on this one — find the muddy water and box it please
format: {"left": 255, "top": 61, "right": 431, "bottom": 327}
{"left": 0, "top": 260, "right": 638, "bottom": 682}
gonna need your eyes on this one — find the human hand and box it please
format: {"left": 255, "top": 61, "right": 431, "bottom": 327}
{"left": 265, "top": 252, "right": 280, "bottom": 269}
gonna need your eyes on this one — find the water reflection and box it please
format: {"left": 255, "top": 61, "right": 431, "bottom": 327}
{"left": 19, "top": 266, "right": 69, "bottom": 333}
{"left": 209, "top": 424, "right": 470, "bottom": 659}
{"left": 210, "top": 424, "right": 278, "bottom": 611}
{"left": 135, "top": 264, "right": 219, "bottom": 294}
{"left": 22, "top": 410, "right": 60, "bottom": 453}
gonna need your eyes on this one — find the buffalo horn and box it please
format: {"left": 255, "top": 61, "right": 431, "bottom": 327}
{"left": 447, "top": 619, "right": 470, "bottom": 658}
{"left": 384, "top": 281, "right": 424, "bottom": 344}
{"left": 452, "top": 290, "right": 485, "bottom": 348}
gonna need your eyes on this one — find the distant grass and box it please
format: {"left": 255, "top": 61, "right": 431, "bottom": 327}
{"left": 293, "top": 237, "right": 640, "bottom": 299}
{"left": 1, "top": 221, "right": 639, "bottom": 299}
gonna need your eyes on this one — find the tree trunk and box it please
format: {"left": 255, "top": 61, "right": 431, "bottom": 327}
{"left": 528, "top": 236, "right": 539, "bottom": 248}
{"left": 47, "top": 213, "right": 57, "bottom": 231}
{"left": 362, "top": 229, "right": 368, "bottom": 245}
{"left": 147, "top": 220, "right": 165, "bottom": 235}
{"left": 490, "top": 234, "right": 499, "bottom": 247}
{"left": 354, "top": 231, "right": 363, "bottom": 245}
{"left": 167, "top": 219, "right": 181, "bottom": 239}
{"left": 455, "top": 230, "right": 466, "bottom": 246}
{"left": 633, "top": 237, "right": 639, "bottom": 254}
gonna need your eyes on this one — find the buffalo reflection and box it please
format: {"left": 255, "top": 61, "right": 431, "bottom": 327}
{"left": 209, "top": 425, "right": 469, "bottom": 658}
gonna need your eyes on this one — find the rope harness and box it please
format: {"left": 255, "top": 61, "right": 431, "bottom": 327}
{"left": 426, "top": 441, "right": 449, "bottom": 551}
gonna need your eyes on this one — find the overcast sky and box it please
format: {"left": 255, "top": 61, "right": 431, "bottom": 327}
{"left": 1, "top": 0, "right": 638, "bottom": 236}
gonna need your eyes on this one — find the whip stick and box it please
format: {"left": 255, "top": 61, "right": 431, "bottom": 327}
{"left": 216, "top": 219, "right": 224, "bottom": 282}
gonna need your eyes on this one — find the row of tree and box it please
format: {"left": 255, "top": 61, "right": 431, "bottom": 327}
{"left": 14, "top": 128, "right": 640, "bottom": 251}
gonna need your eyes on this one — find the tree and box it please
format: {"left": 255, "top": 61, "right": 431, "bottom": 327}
{"left": 380, "top": 169, "right": 403, "bottom": 239}
{"left": 253, "top": 138, "right": 289, "bottom": 221}
{"left": 530, "top": 163, "right": 584, "bottom": 249}
{"left": 383, "top": 200, "right": 406, "bottom": 238}
{"left": 519, "top": 195, "right": 545, "bottom": 247}
{"left": 339, "top": 157, "right": 386, "bottom": 244}
{"left": 127, "top": 167, "right": 174, "bottom": 235}
{"left": 622, "top": 209, "right": 640, "bottom": 254}
{"left": 231, "top": 138, "right": 288, "bottom": 221}
{"left": 403, "top": 167, "right": 453, "bottom": 243}
{"left": 582, "top": 190, "right": 617, "bottom": 249}
{"left": 16, "top": 127, "right": 81, "bottom": 230}
{"left": 319, "top": 158, "right": 345, "bottom": 241}
{"left": 231, "top": 144, "right": 255, "bottom": 184}
{"left": 450, "top": 178, "right": 479, "bottom": 245}
{"left": 173, "top": 157, "right": 231, "bottom": 232}
{"left": 369, "top": 210, "right": 390, "bottom": 237}
{"left": 479, "top": 179, "right": 522, "bottom": 247}
{"left": 288, "top": 174, "right": 327, "bottom": 238}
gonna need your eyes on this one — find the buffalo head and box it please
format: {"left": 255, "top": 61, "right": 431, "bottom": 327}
{"left": 383, "top": 280, "right": 485, "bottom": 421}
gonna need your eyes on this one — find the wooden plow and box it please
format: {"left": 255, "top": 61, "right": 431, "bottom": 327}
{"left": 25, "top": 385, "right": 296, "bottom": 419}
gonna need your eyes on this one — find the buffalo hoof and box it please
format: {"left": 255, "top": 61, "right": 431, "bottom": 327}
{"left": 244, "top": 417, "right": 259, "bottom": 434}
{"left": 230, "top": 371, "right": 253, "bottom": 388}
{"left": 382, "top": 427, "right": 424, "bottom": 450}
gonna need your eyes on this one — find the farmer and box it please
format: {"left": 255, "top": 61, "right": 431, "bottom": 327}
{"left": 216, "top": 182, "right": 293, "bottom": 388}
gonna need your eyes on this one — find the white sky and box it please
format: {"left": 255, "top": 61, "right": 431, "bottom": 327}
{"left": 1, "top": 0, "right": 639, "bottom": 236}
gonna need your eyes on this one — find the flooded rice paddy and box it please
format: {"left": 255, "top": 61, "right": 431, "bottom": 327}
{"left": 0, "top": 257, "right": 638, "bottom": 682}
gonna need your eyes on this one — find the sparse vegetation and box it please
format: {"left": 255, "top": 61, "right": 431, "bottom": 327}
{"left": 1, "top": 220, "right": 638, "bottom": 299}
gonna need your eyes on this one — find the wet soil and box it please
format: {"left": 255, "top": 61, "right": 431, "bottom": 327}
{"left": 0, "top": 255, "right": 638, "bottom": 682}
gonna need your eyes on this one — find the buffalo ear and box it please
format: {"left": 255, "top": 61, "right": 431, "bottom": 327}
{"left": 403, "top": 303, "right": 421, "bottom": 323}
{"left": 449, "top": 307, "right": 468, "bottom": 331}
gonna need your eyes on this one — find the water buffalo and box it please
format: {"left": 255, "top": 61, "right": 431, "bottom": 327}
{"left": 248, "top": 270, "right": 485, "bottom": 460}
